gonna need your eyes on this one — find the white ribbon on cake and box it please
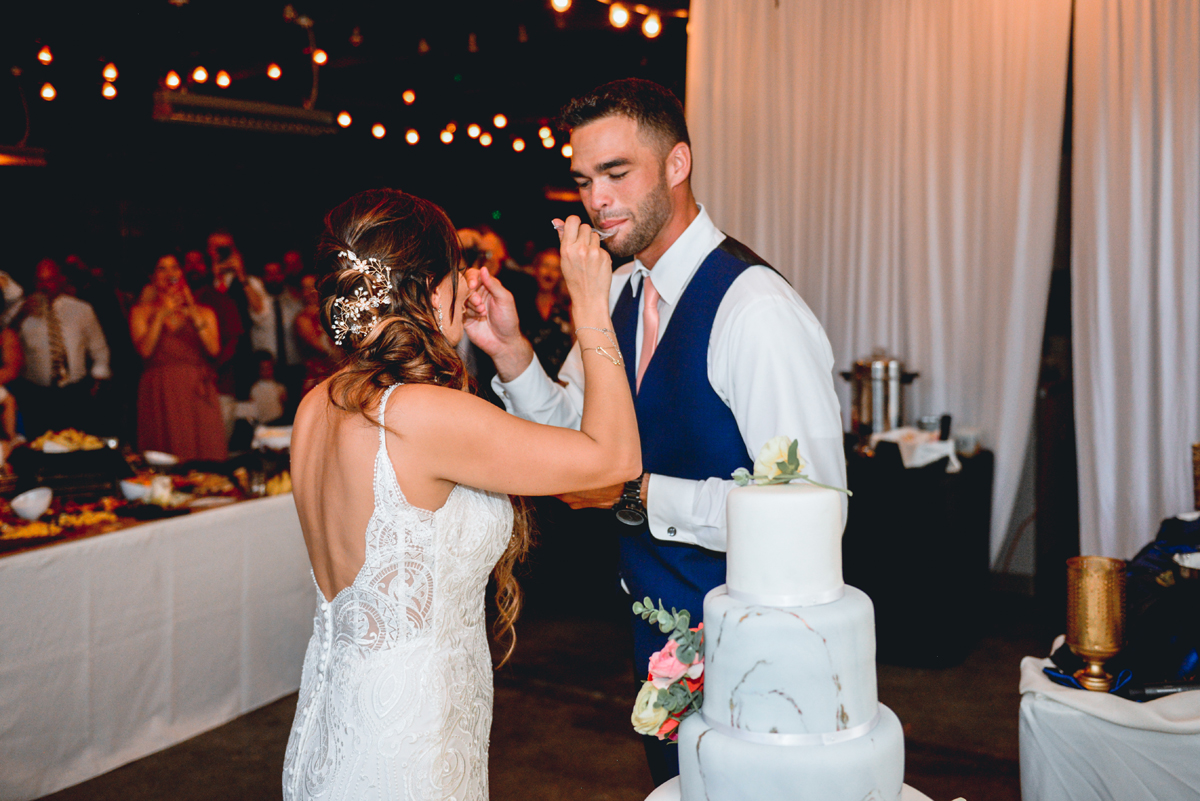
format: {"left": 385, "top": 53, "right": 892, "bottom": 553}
{"left": 700, "top": 706, "right": 883, "bottom": 747}
{"left": 724, "top": 585, "right": 845, "bottom": 608}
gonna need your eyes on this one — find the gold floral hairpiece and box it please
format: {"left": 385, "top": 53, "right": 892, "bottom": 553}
{"left": 331, "top": 249, "right": 392, "bottom": 345}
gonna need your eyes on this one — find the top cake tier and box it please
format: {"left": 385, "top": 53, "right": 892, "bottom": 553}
{"left": 726, "top": 483, "right": 844, "bottom": 604}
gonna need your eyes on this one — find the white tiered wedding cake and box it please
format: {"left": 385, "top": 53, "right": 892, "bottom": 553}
{"left": 675, "top": 483, "right": 906, "bottom": 800}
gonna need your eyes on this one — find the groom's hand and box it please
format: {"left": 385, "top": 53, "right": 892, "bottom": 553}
{"left": 555, "top": 482, "right": 624, "bottom": 510}
{"left": 463, "top": 267, "right": 533, "bottom": 381}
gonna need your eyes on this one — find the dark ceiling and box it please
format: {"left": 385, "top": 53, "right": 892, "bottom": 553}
{"left": 1, "top": 0, "right": 690, "bottom": 281}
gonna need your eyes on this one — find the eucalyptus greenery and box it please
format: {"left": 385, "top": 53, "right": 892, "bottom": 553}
{"left": 632, "top": 597, "right": 705, "bottom": 714}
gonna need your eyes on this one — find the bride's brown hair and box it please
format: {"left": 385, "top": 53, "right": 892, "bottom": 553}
{"left": 318, "top": 187, "right": 532, "bottom": 666}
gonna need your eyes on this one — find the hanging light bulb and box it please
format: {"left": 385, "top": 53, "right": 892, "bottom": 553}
{"left": 405, "top": 129, "right": 420, "bottom": 144}
{"left": 402, "top": 89, "right": 416, "bottom": 105}
{"left": 312, "top": 49, "right": 328, "bottom": 65}
{"left": 267, "top": 63, "right": 282, "bottom": 80}
{"left": 493, "top": 113, "right": 507, "bottom": 128}
{"left": 215, "top": 70, "right": 231, "bottom": 88}
{"left": 561, "top": 143, "right": 573, "bottom": 158}
{"left": 102, "top": 63, "right": 118, "bottom": 82}
{"left": 372, "top": 123, "right": 387, "bottom": 139}
{"left": 538, "top": 126, "right": 552, "bottom": 140}
{"left": 40, "top": 83, "right": 56, "bottom": 101}
{"left": 446, "top": 122, "right": 458, "bottom": 133}
{"left": 542, "top": 136, "right": 556, "bottom": 149}
{"left": 37, "top": 46, "right": 53, "bottom": 65}
{"left": 349, "top": 26, "right": 364, "bottom": 47}
{"left": 440, "top": 130, "right": 454, "bottom": 144}
{"left": 609, "top": 3, "right": 630, "bottom": 28}
{"left": 467, "top": 123, "right": 481, "bottom": 139}
{"left": 192, "top": 66, "right": 208, "bottom": 83}
{"left": 337, "top": 111, "right": 352, "bottom": 128}
{"left": 642, "top": 13, "right": 662, "bottom": 38}
{"left": 165, "top": 70, "right": 182, "bottom": 89}
{"left": 512, "top": 138, "right": 526, "bottom": 152}
{"left": 479, "top": 132, "right": 493, "bottom": 146}
{"left": 551, "top": 0, "right": 571, "bottom": 10}
{"left": 101, "top": 82, "right": 117, "bottom": 99}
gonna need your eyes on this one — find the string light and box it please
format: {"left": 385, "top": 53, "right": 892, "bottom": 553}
{"left": 542, "top": 136, "right": 555, "bottom": 149}
{"left": 493, "top": 113, "right": 507, "bottom": 128}
{"left": 102, "top": 63, "right": 118, "bottom": 82}
{"left": 479, "top": 132, "right": 493, "bottom": 146}
{"left": 405, "top": 129, "right": 419, "bottom": 144}
{"left": 312, "top": 49, "right": 328, "bottom": 65}
{"left": 561, "top": 143, "right": 573, "bottom": 158}
{"left": 467, "top": 123, "right": 481, "bottom": 138}
{"left": 440, "top": 130, "right": 454, "bottom": 144}
{"left": 40, "top": 83, "right": 56, "bottom": 101}
{"left": 610, "top": 3, "right": 630, "bottom": 28}
{"left": 512, "top": 138, "right": 526, "bottom": 152}
{"left": 642, "top": 13, "right": 662, "bottom": 38}
{"left": 372, "top": 123, "right": 387, "bottom": 139}
{"left": 551, "top": 0, "right": 571, "bottom": 10}
{"left": 538, "top": 126, "right": 552, "bottom": 139}
{"left": 192, "top": 66, "right": 208, "bottom": 83}
{"left": 165, "top": 71, "right": 182, "bottom": 89}
{"left": 267, "top": 63, "right": 282, "bottom": 80}
{"left": 337, "top": 111, "right": 352, "bottom": 128}
{"left": 446, "top": 122, "right": 457, "bottom": 133}
{"left": 215, "top": 70, "right": 231, "bottom": 88}
{"left": 102, "top": 82, "right": 117, "bottom": 99}
{"left": 37, "top": 46, "right": 52, "bottom": 65}
{"left": 402, "top": 89, "right": 416, "bottom": 105}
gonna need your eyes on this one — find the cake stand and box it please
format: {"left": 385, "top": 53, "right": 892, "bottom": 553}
{"left": 644, "top": 777, "right": 938, "bottom": 801}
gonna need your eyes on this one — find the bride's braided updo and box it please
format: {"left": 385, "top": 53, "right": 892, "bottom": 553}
{"left": 318, "top": 188, "right": 531, "bottom": 666}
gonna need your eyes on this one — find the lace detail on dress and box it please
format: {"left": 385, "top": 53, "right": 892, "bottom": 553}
{"left": 283, "top": 383, "right": 513, "bottom": 801}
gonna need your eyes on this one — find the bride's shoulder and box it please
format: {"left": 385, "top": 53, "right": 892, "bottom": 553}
{"left": 384, "top": 383, "right": 489, "bottom": 426}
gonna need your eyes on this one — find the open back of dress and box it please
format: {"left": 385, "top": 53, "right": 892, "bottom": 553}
{"left": 284, "top": 384, "right": 513, "bottom": 801}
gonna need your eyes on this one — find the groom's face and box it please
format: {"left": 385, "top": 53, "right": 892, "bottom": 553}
{"left": 569, "top": 114, "right": 672, "bottom": 261}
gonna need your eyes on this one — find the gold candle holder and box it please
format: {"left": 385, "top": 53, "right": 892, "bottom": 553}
{"left": 1065, "top": 556, "right": 1125, "bottom": 691}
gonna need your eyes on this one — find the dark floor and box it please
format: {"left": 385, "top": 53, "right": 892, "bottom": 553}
{"left": 41, "top": 584, "right": 1042, "bottom": 801}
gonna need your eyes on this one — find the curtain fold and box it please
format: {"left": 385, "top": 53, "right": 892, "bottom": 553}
{"left": 1072, "top": 0, "right": 1200, "bottom": 559}
{"left": 687, "top": 0, "right": 1072, "bottom": 563}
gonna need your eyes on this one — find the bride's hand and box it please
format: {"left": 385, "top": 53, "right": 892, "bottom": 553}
{"left": 555, "top": 216, "right": 611, "bottom": 313}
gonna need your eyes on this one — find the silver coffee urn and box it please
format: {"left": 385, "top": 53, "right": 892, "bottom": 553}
{"left": 841, "top": 351, "right": 918, "bottom": 442}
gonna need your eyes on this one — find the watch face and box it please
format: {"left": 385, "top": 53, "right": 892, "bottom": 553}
{"left": 615, "top": 506, "right": 646, "bottom": 527}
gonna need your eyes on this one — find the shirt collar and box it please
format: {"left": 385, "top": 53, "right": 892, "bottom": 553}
{"left": 629, "top": 204, "right": 724, "bottom": 306}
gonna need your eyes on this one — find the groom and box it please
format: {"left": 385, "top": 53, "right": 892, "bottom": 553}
{"left": 465, "top": 78, "right": 846, "bottom": 785}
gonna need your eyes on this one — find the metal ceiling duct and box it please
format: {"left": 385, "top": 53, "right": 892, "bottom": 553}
{"left": 152, "top": 92, "right": 336, "bottom": 136}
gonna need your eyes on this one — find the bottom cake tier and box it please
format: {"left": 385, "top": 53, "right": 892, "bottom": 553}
{"left": 677, "top": 702, "right": 905, "bottom": 801}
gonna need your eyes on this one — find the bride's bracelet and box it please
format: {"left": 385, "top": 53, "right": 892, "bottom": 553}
{"left": 576, "top": 326, "right": 624, "bottom": 366}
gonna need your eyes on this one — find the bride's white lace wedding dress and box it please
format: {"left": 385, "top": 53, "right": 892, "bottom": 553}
{"left": 283, "top": 384, "right": 514, "bottom": 801}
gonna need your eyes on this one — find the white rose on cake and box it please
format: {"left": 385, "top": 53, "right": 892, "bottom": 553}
{"left": 753, "top": 435, "right": 805, "bottom": 479}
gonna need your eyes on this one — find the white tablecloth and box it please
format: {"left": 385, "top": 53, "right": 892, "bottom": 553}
{"left": 0, "top": 495, "right": 313, "bottom": 801}
{"left": 1019, "top": 654, "right": 1200, "bottom": 801}
{"left": 644, "top": 776, "right": 937, "bottom": 800}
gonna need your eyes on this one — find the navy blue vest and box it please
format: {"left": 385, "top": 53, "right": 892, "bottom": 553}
{"left": 612, "top": 237, "right": 770, "bottom": 669}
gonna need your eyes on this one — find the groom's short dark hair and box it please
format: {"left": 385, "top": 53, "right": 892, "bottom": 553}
{"left": 557, "top": 78, "right": 690, "bottom": 155}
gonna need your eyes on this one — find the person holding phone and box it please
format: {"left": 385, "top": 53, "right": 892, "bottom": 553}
{"left": 130, "top": 254, "right": 226, "bottom": 461}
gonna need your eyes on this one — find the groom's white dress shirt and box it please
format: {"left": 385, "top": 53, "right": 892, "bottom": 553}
{"left": 493, "top": 205, "right": 846, "bottom": 551}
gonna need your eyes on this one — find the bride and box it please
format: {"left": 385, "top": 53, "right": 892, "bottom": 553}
{"left": 282, "top": 188, "right": 639, "bottom": 801}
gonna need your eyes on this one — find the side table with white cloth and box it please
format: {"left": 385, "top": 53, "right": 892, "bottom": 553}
{"left": 0, "top": 494, "right": 312, "bottom": 801}
{"left": 1019, "top": 652, "right": 1200, "bottom": 800}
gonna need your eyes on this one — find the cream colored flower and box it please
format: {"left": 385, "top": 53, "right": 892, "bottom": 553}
{"left": 753, "top": 435, "right": 804, "bottom": 479}
{"left": 631, "top": 681, "right": 669, "bottom": 735}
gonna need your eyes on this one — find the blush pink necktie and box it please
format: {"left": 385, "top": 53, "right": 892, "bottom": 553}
{"left": 636, "top": 275, "right": 660, "bottom": 392}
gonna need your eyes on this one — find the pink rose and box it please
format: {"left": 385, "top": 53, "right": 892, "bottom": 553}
{"left": 648, "top": 639, "right": 697, "bottom": 689}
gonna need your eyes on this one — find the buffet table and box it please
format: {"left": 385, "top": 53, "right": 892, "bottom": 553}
{"left": 0, "top": 494, "right": 313, "bottom": 801}
{"left": 1019, "top": 654, "right": 1200, "bottom": 800}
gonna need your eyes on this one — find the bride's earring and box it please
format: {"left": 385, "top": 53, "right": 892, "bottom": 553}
{"left": 436, "top": 305, "right": 444, "bottom": 332}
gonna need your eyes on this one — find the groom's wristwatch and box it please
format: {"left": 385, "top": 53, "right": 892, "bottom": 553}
{"left": 613, "top": 477, "right": 646, "bottom": 526}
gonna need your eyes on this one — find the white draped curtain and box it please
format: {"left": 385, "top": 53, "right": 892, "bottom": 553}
{"left": 686, "top": 0, "right": 1072, "bottom": 563}
{"left": 1072, "top": 0, "right": 1200, "bottom": 559}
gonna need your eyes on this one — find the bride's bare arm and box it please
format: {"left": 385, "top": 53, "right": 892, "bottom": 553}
{"left": 392, "top": 217, "right": 640, "bottom": 497}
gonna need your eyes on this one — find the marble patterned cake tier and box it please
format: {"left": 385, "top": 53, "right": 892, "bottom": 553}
{"left": 677, "top": 702, "right": 905, "bottom": 801}
{"left": 703, "top": 585, "right": 879, "bottom": 735}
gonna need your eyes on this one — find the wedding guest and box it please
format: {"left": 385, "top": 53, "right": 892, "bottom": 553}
{"left": 259, "top": 261, "right": 305, "bottom": 418}
{"left": 130, "top": 254, "right": 226, "bottom": 462}
{"left": 11, "top": 258, "right": 111, "bottom": 436}
{"left": 184, "top": 247, "right": 244, "bottom": 439}
{"left": 249, "top": 349, "right": 287, "bottom": 423}
{"left": 207, "top": 230, "right": 269, "bottom": 407}
{"left": 527, "top": 248, "right": 575, "bottom": 380}
{"left": 0, "top": 271, "right": 25, "bottom": 327}
{"left": 0, "top": 327, "right": 23, "bottom": 441}
{"left": 294, "top": 273, "right": 341, "bottom": 396}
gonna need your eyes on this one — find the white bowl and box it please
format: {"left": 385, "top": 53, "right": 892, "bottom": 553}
{"left": 12, "top": 487, "right": 52, "bottom": 520}
{"left": 144, "top": 450, "right": 179, "bottom": 466}
{"left": 120, "top": 479, "right": 150, "bottom": 502}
